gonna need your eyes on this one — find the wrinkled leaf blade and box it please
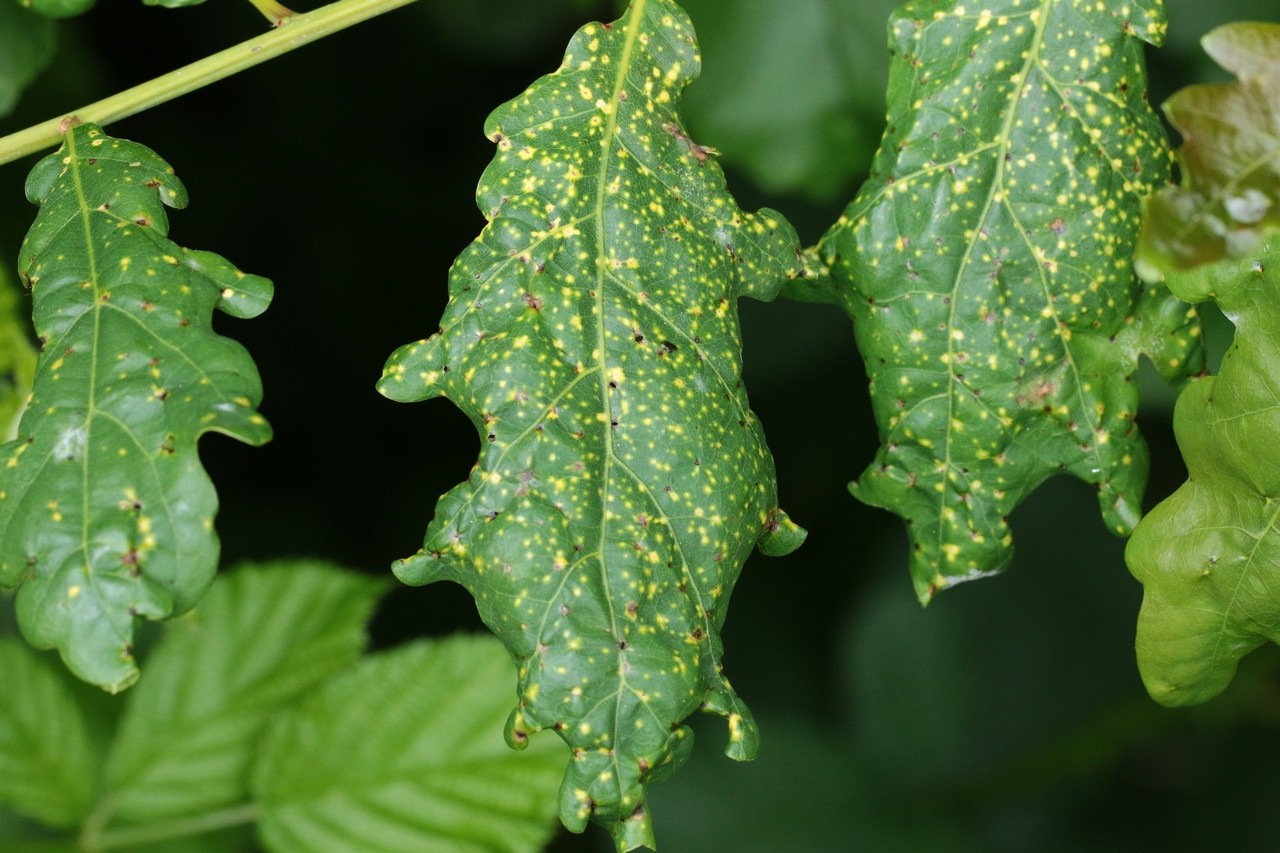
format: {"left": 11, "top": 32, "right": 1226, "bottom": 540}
{"left": 820, "top": 0, "right": 1201, "bottom": 600}
{"left": 0, "top": 124, "right": 272, "bottom": 691}
{"left": 1137, "top": 22, "right": 1280, "bottom": 274}
{"left": 102, "top": 561, "right": 384, "bottom": 821}
{"left": 379, "top": 1, "right": 805, "bottom": 847}
{"left": 253, "top": 635, "right": 564, "bottom": 853}
{"left": 0, "top": 637, "right": 100, "bottom": 826}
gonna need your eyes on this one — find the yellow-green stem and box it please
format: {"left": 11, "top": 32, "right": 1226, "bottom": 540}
{"left": 0, "top": 0, "right": 417, "bottom": 167}
{"left": 247, "top": 0, "right": 297, "bottom": 26}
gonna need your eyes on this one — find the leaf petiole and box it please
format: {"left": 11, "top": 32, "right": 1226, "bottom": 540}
{"left": 0, "top": 0, "right": 417, "bottom": 167}
{"left": 247, "top": 0, "right": 297, "bottom": 26}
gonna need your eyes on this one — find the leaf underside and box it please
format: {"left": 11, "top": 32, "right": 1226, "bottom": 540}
{"left": 379, "top": 0, "right": 804, "bottom": 847}
{"left": 0, "top": 124, "right": 271, "bottom": 692}
{"left": 820, "top": 0, "right": 1202, "bottom": 601}
{"left": 1127, "top": 23, "right": 1280, "bottom": 707}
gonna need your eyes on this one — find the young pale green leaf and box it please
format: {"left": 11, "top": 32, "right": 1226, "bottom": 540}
{"left": 101, "top": 561, "right": 384, "bottom": 822}
{"left": 1127, "top": 248, "right": 1280, "bottom": 705}
{"left": 0, "top": 261, "right": 37, "bottom": 443}
{"left": 0, "top": 637, "right": 100, "bottom": 827}
{"left": 378, "top": 0, "right": 804, "bottom": 846}
{"left": 1125, "top": 21, "right": 1280, "bottom": 707}
{"left": 0, "top": 124, "right": 272, "bottom": 692}
{"left": 16, "top": 0, "right": 96, "bottom": 20}
{"left": 253, "top": 635, "right": 565, "bottom": 853}
{"left": 819, "top": 0, "right": 1202, "bottom": 601}
{"left": 1137, "top": 22, "right": 1280, "bottom": 275}
{"left": 0, "top": 4, "right": 54, "bottom": 119}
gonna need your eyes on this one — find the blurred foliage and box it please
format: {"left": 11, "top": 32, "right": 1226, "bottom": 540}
{"left": 0, "top": 1, "right": 1278, "bottom": 851}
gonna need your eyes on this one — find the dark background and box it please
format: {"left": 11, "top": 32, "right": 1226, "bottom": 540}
{"left": 3, "top": 0, "right": 1280, "bottom": 849}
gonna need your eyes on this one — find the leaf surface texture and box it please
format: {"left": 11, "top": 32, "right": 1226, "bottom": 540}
{"left": 820, "top": 0, "right": 1202, "bottom": 599}
{"left": 102, "top": 561, "right": 384, "bottom": 821}
{"left": 379, "top": 0, "right": 804, "bottom": 846}
{"left": 253, "top": 635, "right": 565, "bottom": 853}
{"left": 0, "top": 637, "right": 100, "bottom": 827}
{"left": 0, "top": 124, "right": 271, "bottom": 691}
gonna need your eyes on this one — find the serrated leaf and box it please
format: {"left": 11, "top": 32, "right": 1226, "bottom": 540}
{"left": 0, "top": 637, "right": 100, "bottom": 826}
{"left": 1126, "top": 249, "right": 1280, "bottom": 706}
{"left": 0, "top": 4, "right": 54, "bottom": 119}
{"left": 253, "top": 635, "right": 565, "bottom": 853}
{"left": 100, "top": 561, "right": 384, "bottom": 822}
{"left": 378, "top": 0, "right": 804, "bottom": 846}
{"left": 0, "top": 124, "right": 272, "bottom": 692}
{"left": 819, "top": 0, "right": 1202, "bottom": 600}
{"left": 1136, "top": 22, "right": 1280, "bottom": 275}
{"left": 16, "top": 0, "right": 96, "bottom": 20}
{"left": 0, "top": 260, "right": 37, "bottom": 443}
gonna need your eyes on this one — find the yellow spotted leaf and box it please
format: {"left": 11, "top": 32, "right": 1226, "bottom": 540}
{"left": 378, "top": 1, "right": 804, "bottom": 848}
{"left": 820, "top": 0, "right": 1203, "bottom": 601}
{"left": 0, "top": 125, "right": 271, "bottom": 692}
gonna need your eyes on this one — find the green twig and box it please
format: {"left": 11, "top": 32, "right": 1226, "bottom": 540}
{"left": 0, "top": 0, "right": 418, "bottom": 167}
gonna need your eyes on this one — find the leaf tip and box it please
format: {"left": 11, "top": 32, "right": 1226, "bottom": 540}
{"left": 756, "top": 507, "right": 805, "bottom": 556}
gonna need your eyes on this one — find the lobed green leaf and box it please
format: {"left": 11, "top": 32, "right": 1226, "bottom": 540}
{"left": 379, "top": 0, "right": 805, "bottom": 846}
{"left": 1127, "top": 248, "right": 1280, "bottom": 705}
{"left": 0, "top": 124, "right": 272, "bottom": 692}
{"left": 100, "top": 561, "right": 384, "bottom": 822}
{"left": 253, "top": 635, "right": 565, "bottom": 853}
{"left": 1126, "top": 22, "right": 1280, "bottom": 705}
{"left": 1136, "top": 22, "right": 1280, "bottom": 275}
{"left": 0, "top": 637, "right": 100, "bottom": 827}
{"left": 819, "top": 0, "right": 1202, "bottom": 601}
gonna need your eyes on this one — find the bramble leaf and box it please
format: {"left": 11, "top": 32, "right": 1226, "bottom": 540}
{"left": 1126, "top": 22, "right": 1280, "bottom": 706}
{"left": 378, "top": 0, "right": 804, "bottom": 846}
{"left": 819, "top": 0, "right": 1202, "bottom": 601}
{"left": 1137, "top": 22, "right": 1280, "bottom": 274}
{"left": 0, "top": 124, "right": 272, "bottom": 692}
{"left": 0, "top": 637, "right": 100, "bottom": 827}
{"left": 253, "top": 636, "right": 565, "bottom": 853}
{"left": 101, "top": 561, "right": 384, "bottom": 822}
